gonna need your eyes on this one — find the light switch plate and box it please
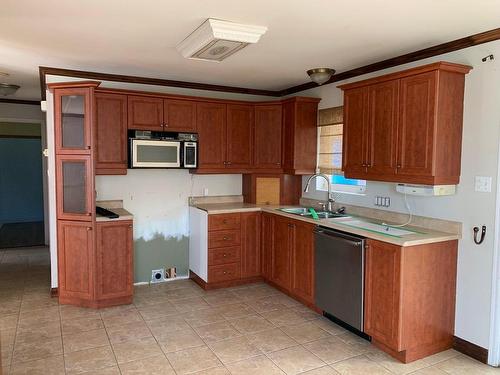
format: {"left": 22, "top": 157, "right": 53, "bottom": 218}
{"left": 475, "top": 176, "right": 492, "bottom": 193}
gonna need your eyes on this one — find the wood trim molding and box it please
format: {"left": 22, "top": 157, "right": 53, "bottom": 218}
{"left": 453, "top": 336, "right": 489, "bottom": 364}
{"left": 39, "top": 66, "right": 280, "bottom": 100}
{"left": 38, "top": 27, "right": 500, "bottom": 100}
{"left": 0, "top": 98, "right": 40, "bottom": 106}
{"left": 281, "top": 27, "right": 500, "bottom": 96}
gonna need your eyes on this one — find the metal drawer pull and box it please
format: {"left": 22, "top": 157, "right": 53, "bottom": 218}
{"left": 223, "top": 253, "right": 227, "bottom": 257}
{"left": 223, "top": 236, "right": 229, "bottom": 240}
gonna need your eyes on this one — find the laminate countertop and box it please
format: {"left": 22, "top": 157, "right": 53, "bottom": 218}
{"left": 192, "top": 203, "right": 460, "bottom": 247}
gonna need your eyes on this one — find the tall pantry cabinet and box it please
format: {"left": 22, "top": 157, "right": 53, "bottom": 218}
{"left": 50, "top": 81, "right": 133, "bottom": 308}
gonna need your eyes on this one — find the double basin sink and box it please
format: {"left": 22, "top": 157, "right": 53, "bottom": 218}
{"left": 277, "top": 207, "right": 418, "bottom": 237}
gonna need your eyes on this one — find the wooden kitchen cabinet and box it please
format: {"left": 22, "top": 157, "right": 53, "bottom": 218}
{"left": 57, "top": 220, "right": 95, "bottom": 304}
{"left": 94, "top": 92, "right": 128, "bottom": 175}
{"left": 261, "top": 212, "right": 274, "bottom": 280}
{"left": 271, "top": 215, "right": 292, "bottom": 291}
{"left": 282, "top": 97, "right": 321, "bottom": 175}
{"left": 254, "top": 104, "right": 283, "bottom": 169}
{"left": 290, "top": 220, "right": 315, "bottom": 304}
{"left": 127, "top": 95, "right": 164, "bottom": 131}
{"left": 196, "top": 102, "right": 227, "bottom": 170}
{"left": 164, "top": 98, "right": 196, "bottom": 132}
{"left": 226, "top": 104, "right": 254, "bottom": 169}
{"left": 241, "top": 212, "right": 261, "bottom": 278}
{"left": 96, "top": 220, "right": 134, "bottom": 303}
{"left": 340, "top": 62, "right": 471, "bottom": 185}
{"left": 364, "top": 239, "right": 458, "bottom": 363}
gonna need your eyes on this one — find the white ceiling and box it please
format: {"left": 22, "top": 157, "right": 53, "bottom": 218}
{"left": 0, "top": 0, "right": 498, "bottom": 100}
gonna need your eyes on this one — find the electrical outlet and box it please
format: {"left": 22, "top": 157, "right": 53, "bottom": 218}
{"left": 151, "top": 269, "right": 164, "bottom": 283}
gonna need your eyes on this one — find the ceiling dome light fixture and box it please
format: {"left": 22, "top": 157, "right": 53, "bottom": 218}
{"left": 0, "top": 83, "right": 20, "bottom": 96}
{"left": 307, "top": 68, "right": 335, "bottom": 85}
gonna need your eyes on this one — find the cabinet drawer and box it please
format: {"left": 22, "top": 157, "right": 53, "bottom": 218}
{"left": 209, "top": 230, "right": 241, "bottom": 248}
{"left": 209, "top": 214, "right": 241, "bottom": 231}
{"left": 209, "top": 246, "right": 241, "bottom": 266}
{"left": 208, "top": 262, "right": 241, "bottom": 283}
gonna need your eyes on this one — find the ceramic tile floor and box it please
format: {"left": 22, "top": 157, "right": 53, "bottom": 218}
{"left": 1, "top": 247, "right": 499, "bottom": 374}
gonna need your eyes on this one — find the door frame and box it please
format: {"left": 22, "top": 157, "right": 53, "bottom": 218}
{"left": 0, "top": 116, "right": 47, "bottom": 245}
{"left": 488, "top": 140, "right": 500, "bottom": 366}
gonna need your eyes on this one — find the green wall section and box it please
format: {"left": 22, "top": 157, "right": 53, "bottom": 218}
{"left": 0, "top": 122, "right": 41, "bottom": 136}
{"left": 133, "top": 234, "right": 189, "bottom": 283}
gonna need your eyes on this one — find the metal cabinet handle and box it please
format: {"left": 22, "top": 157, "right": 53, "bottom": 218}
{"left": 223, "top": 253, "right": 227, "bottom": 257}
{"left": 396, "top": 164, "right": 401, "bottom": 169}
{"left": 87, "top": 227, "right": 92, "bottom": 231}
{"left": 223, "top": 271, "right": 227, "bottom": 275}
{"left": 223, "top": 236, "right": 229, "bottom": 240}
{"left": 362, "top": 163, "right": 367, "bottom": 167}
{"left": 86, "top": 146, "right": 91, "bottom": 150}
{"left": 86, "top": 212, "right": 92, "bottom": 216}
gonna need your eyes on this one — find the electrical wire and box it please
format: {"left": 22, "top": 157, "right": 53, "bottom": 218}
{"left": 382, "top": 185, "right": 413, "bottom": 228}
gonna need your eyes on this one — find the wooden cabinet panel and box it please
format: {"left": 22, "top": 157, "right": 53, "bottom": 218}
{"left": 208, "top": 246, "right": 241, "bottom": 266}
{"left": 261, "top": 213, "right": 274, "bottom": 280}
{"left": 364, "top": 240, "right": 402, "bottom": 350}
{"left": 54, "top": 87, "right": 93, "bottom": 155}
{"left": 56, "top": 155, "right": 94, "bottom": 222}
{"left": 290, "top": 220, "right": 315, "bottom": 304}
{"left": 57, "top": 220, "right": 94, "bottom": 301}
{"left": 271, "top": 215, "right": 292, "bottom": 291}
{"left": 197, "top": 102, "right": 226, "bottom": 169}
{"left": 209, "top": 262, "right": 241, "bottom": 283}
{"left": 164, "top": 99, "right": 196, "bottom": 132}
{"left": 208, "top": 230, "right": 241, "bottom": 248}
{"left": 397, "top": 72, "right": 436, "bottom": 178}
{"left": 208, "top": 213, "right": 241, "bottom": 231}
{"left": 226, "top": 104, "right": 254, "bottom": 169}
{"left": 95, "top": 92, "right": 128, "bottom": 174}
{"left": 366, "top": 80, "right": 399, "bottom": 176}
{"left": 254, "top": 104, "right": 282, "bottom": 169}
{"left": 96, "top": 221, "right": 133, "bottom": 300}
{"left": 343, "top": 87, "right": 368, "bottom": 176}
{"left": 127, "top": 96, "right": 163, "bottom": 131}
{"left": 241, "top": 212, "right": 261, "bottom": 278}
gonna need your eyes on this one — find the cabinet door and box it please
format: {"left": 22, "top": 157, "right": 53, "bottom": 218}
{"left": 343, "top": 87, "right": 369, "bottom": 177}
{"left": 366, "top": 80, "right": 399, "bottom": 177}
{"left": 54, "top": 87, "right": 93, "bottom": 155}
{"left": 364, "top": 239, "right": 402, "bottom": 350}
{"left": 290, "top": 220, "right": 315, "bottom": 304}
{"left": 261, "top": 213, "right": 274, "bottom": 280}
{"left": 95, "top": 92, "right": 128, "bottom": 174}
{"left": 226, "top": 104, "right": 254, "bottom": 169}
{"left": 241, "top": 212, "right": 261, "bottom": 278}
{"left": 254, "top": 104, "right": 282, "bottom": 169}
{"left": 397, "top": 72, "right": 437, "bottom": 178}
{"left": 196, "top": 102, "right": 226, "bottom": 169}
{"left": 96, "top": 221, "right": 133, "bottom": 300}
{"left": 271, "top": 216, "right": 292, "bottom": 291}
{"left": 57, "top": 220, "right": 94, "bottom": 301}
{"left": 164, "top": 99, "right": 196, "bottom": 132}
{"left": 56, "top": 155, "right": 93, "bottom": 221}
{"left": 127, "top": 96, "right": 164, "bottom": 131}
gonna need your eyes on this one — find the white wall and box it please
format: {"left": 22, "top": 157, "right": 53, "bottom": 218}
{"left": 300, "top": 40, "right": 500, "bottom": 349}
{"left": 95, "top": 171, "right": 241, "bottom": 241}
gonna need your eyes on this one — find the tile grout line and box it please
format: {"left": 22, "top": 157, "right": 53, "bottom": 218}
{"left": 100, "top": 309, "right": 123, "bottom": 375}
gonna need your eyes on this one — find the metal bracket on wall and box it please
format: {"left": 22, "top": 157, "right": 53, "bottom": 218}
{"left": 473, "top": 225, "right": 487, "bottom": 245}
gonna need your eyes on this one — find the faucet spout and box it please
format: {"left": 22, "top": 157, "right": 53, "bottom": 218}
{"left": 304, "top": 173, "right": 334, "bottom": 211}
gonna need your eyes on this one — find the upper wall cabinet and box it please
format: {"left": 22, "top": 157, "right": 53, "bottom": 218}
{"left": 196, "top": 102, "right": 227, "bottom": 170}
{"left": 94, "top": 92, "right": 128, "bottom": 175}
{"left": 128, "top": 96, "right": 196, "bottom": 132}
{"left": 226, "top": 104, "right": 254, "bottom": 169}
{"left": 339, "top": 62, "right": 472, "bottom": 185}
{"left": 254, "top": 104, "right": 283, "bottom": 170}
{"left": 282, "top": 97, "right": 321, "bottom": 175}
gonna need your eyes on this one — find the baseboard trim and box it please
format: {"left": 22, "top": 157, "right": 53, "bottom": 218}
{"left": 50, "top": 287, "right": 58, "bottom": 298}
{"left": 453, "top": 336, "right": 488, "bottom": 364}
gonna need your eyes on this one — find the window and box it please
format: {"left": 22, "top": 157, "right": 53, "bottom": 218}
{"left": 316, "top": 106, "right": 366, "bottom": 194}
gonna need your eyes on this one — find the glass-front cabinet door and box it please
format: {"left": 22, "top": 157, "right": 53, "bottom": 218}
{"left": 56, "top": 155, "right": 94, "bottom": 221}
{"left": 54, "top": 88, "right": 92, "bottom": 154}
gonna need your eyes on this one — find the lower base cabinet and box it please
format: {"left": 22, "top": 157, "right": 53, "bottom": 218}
{"left": 261, "top": 212, "right": 315, "bottom": 305}
{"left": 364, "top": 239, "right": 458, "bottom": 363}
{"left": 57, "top": 219, "right": 134, "bottom": 308}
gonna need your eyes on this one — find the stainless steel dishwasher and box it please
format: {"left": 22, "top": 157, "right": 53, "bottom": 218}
{"left": 314, "top": 226, "right": 366, "bottom": 332}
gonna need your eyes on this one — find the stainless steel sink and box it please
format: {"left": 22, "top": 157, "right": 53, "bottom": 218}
{"left": 277, "top": 208, "right": 348, "bottom": 219}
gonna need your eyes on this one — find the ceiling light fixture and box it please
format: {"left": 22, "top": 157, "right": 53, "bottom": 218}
{"left": 0, "top": 83, "right": 20, "bottom": 96}
{"left": 307, "top": 68, "right": 335, "bottom": 85}
{"left": 177, "top": 18, "right": 268, "bottom": 62}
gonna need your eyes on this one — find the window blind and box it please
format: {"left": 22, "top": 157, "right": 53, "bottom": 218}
{"left": 318, "top": 106, "right": 343, "bottom": 175}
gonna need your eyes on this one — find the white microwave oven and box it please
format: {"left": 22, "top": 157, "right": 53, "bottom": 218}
{"left": 129, "top": 138, "right": 197, "bottom": 169}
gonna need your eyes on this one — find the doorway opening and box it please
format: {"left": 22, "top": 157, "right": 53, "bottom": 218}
{"left": 0, "top": 122, "right": 45, "bottom": 248}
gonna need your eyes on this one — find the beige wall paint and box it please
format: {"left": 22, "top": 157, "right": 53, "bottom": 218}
{"left": 299, "top": 40, "right": 500, "bottom": 349}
